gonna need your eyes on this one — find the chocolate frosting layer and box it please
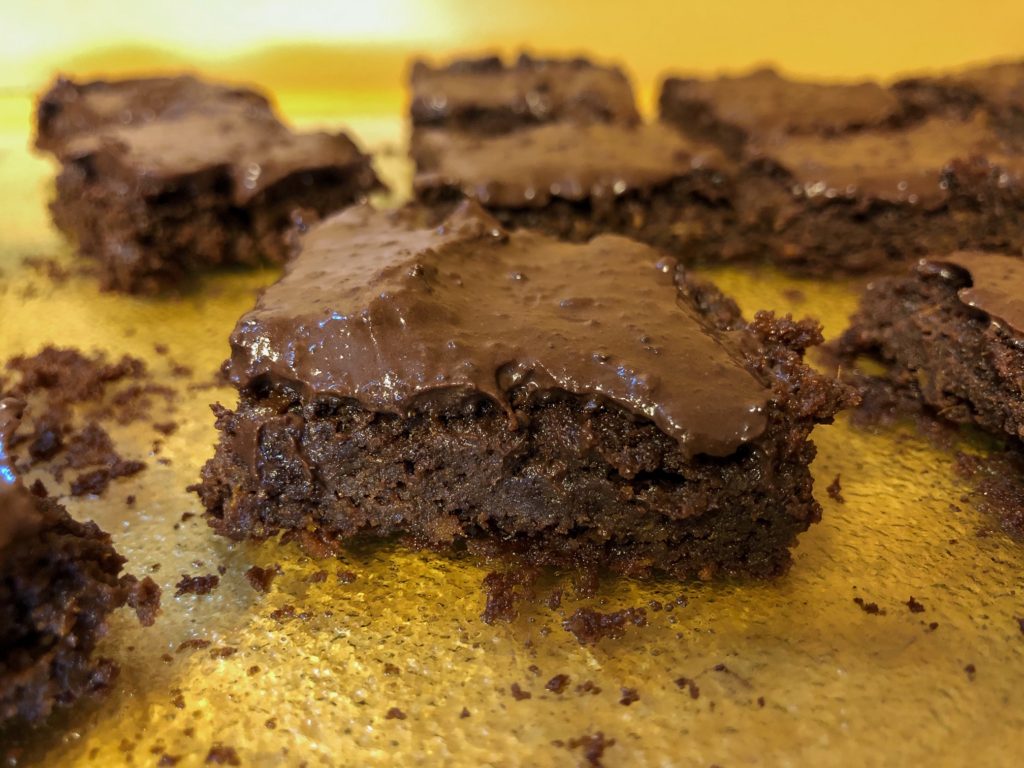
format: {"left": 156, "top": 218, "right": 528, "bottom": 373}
{"left": 414, "top": 122, "right": 730, "bottom": 208}
{"left": 663, "top": 68, "right": 901, "bottom": 136}
{"left": 766, "top": 114, "right": 1024, "bottom": 207}
{"left": 0, "top": 398, "right": 41, "bottom": 552}
{"left": 63, "top": 110, "right": 375, "bottom": 205}
{"left": 410, "top": 53, "right": 639, "bottom": 128}
{"left": 229, "top": 202, "right": 769, "bottom": 458}
{"left": 37, "top": 75, "right": 278, "bottom": 155}
{"left": 924, "top": 251, "right": 1024, "bottom": 334}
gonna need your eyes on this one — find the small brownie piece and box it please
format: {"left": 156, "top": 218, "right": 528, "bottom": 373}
{"left": 839, "top": 252, "right": 1024, "bottom": 441}
{"left": 196, "top": 202, "right": 851, "bottom": 581}
{"left": 0, "top": 399, "right": 160, "bottom": 725}
{"left": 659, "top": 68, "right": 904, "bottom": 158}
{"left": 414, "top": 121, "right": 740, "bottom": 259}
{"left": 410, "top": 53, "right": 639, "bottom": 137}
{"left": 37, "top": 75, "right": 382, "bottom": 293}
{"left": 35, "top": 75, "right": 278, "bottom": 155}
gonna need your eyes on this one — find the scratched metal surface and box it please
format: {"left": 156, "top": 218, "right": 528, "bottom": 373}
{"left": 0, "top": 92, "right": 1021, "bottom": 767}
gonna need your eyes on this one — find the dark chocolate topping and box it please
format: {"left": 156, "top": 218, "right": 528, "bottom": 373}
{"left": 663, "top": 68, "right": 900, "bottom": 136}
{"left": 414, "top": 122, "right": 730, "bottom": 208}
{"left": 63, "top": 111, "right": 372, "bottom": 205}
{"left": 410, "top": 53, "right": 639, "bottom": 128}
{"left": 766, "top": 114, "right": 1024, "bottom": 207}
{"left": 0, "top": 398, "right": 41, "bottom": 551}
{"left": 37, "top": 75, "right": 278, "bottom": 154}
{"left": 924, "top": 251, "right": 1024, "bottom": 334}
{"left": 229, "top": 202, "right": 769, "bottom": 458}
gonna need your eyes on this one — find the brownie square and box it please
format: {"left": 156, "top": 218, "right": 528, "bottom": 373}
{"left": 196, "top": 201, "right": 852, "bottom": 581}
{"left": 1, "top": 399, "right": 159, "bottom": 725}
{"left": 658, "top": 64, "right": 1024, "bottom": 273}
{"left": 839, "top": 252, "right": 1024, "bottom": 442}
{"left": 413, "top": 121, "right": 743, "bottom": 260}
{"left": 36, "top": 75, "right": 383, "bottom": 293}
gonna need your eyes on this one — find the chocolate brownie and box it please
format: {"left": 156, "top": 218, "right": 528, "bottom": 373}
{"left": 839, "top": 252, "right": 1024, "bottom": 442}
{"left": 0, "top": 399, "right": 160, "bottom": 724}
{"left": 37, "top": 75, "right": 382, "bottom": 293}
{"left": 410, "top": 53, "right": 639, "bottom": 137}
{"left": 35, "top": 75, "right": 278, "bottom": 156}
{"left": 414, "top": 121, "right": 741, "bottom": 259}
{"left": 657, "top": 65, "right": 1024, "bottom": 272}
{"left": 196, "top": 201, "right": 852, "bottom": 581}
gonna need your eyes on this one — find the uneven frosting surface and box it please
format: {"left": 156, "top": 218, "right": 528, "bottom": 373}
{"left": 228, "top": 203, "right": 769, "bottom": 458}
{"left": 0, "top": 398, "right": 40, "bottom": 552}
{"left": 664, "top": 68, "right": 900, "bottom": 135}
{"left": 62, "top": 111, "right": 369, "bottom": 204}
{"left": 414, "top": 122, "right": 730, "bottom": 208}
{"left": 925, "top": 251, "right": 1024, "bottom": 334}
{"left": 410, "top": 55, "right": 639, "bottom": 126}
{"left": 767, "top": 114, "right": 1024, "bottom": 206}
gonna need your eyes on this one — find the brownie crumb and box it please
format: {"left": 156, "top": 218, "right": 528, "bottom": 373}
{"left": 1017, "top": 617, "right": 1024, "bottom": 636}
{"left": 826, "top": 474, "right": 845, "bottom": 503}
{"left": 964, "top": 663, "right": 977, "bottom": 681}
{"left": 125, "top": 494, "right": 136, "bottom": 506}
{"left": 247, "top": 666, "right": 260, "bottom": 676}
{"left": 619, "top": 687, "right": 639, "bottom": 706}
{"left": 481, "top": 569, "right": 536, "bottom": 624}
{"left": 928, "top": 622, "right": 940, "bottom": 631}
{"left": 510, "top": 682, "right": 532, "bottom": 701}
{"left": 337, "top": 570, "right": 358, "bottom": 584}
{"left": 647, "top": 600, "right": 663, "bottom": 612}
{"left": 562, "top": 607, "right": 647, "bottom": 645}
{"left": 383, "top": 662, "right": 402, "bottom": 676}
{"left": 205, "top": 745, "right": 241, "bottom": 765}
{"left": 265, "top": 718, "right": 277, "bottom": 730}
{"left": 459, "top": 707, "right": 470, "bottom": 718}
{"left": 161, "top": 653, "right": 173, "bottom": 663}
{"left": 209, "top": 647, "right": 237, "bottom": 659}
{"left": 545, "top": 674, "right": 570, "bottom": 694}
{"left": 245, "top": 564, "right": 280, "bottom": 593}
{"left": 954, "top": 451, "right": 1024, "bottom": 540}
{"left": 158, "top": 755, "right": 181, "bottom": 767}
{"left": 853, "top": 597, "right": 885, "bottom": 615}
{"left": 177, "top": 639, "right": 212, "bottom": 653}
{"left": 675, "top": 677, "right": 700, "bottom": 699}
{"left": 307, "top": 570, "right": 328, "bottom": 583}
{"left": 153, "top": 422, "right": 178, "bottom": 436}
{"left": 906, "top": 596, "right": 926, "bottom": 614}
{"left": 385, "top": 707, "right": 407, "bottom": 720}
{"left": 127, "top": 575, "right": 162, "bottom": 626}
{"left": 270, "top": 604, "right": 297, "bottom": 621}
{"left": 576, "top": 680, "right": 602, "bottom": 695}
{"left": 757, "top": 696, "right": 766, "bottom": 707}
{"left": 566, "top": 731, "right": 616, "bottom": 767}
{"left": 175, "top": 574, "right": 220, "bottom": 597}
{"left": 70, "top": 459, "right": 146, "bottom": 497}
{"left": 171, "top": 690, "right": 185, "bottom": 709}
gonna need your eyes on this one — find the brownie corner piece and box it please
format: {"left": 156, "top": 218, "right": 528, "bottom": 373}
{"left": 197, "top": 201, "right": 852, "bottom": 582}
{"left": 0, "top": 398, "right": 161, "bottom": 725}
{"left": 838, "top": 251, "right": 1024, "bottom": 442}
{"left": 39, "top": 74, "right": 383, "bottom": 293}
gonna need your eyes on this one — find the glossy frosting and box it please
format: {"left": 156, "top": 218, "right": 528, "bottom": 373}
{"left": 0, "top": 398, "right": 41, "bottom": 552}
{"left": 924, "top": 251, "right": 1024, "bottom": 334}
{"left": 767, "top": 114, "right": 1024, "bottom": 207}
{"left": 414, "top": 122, "right": 730, "bottom": 208}
{"left": 228, "top": 202, "right": 769, "bottom": 458}
{"left": 410, "top": 54, "right": 639, "bottom": 128}
{"left": 62, "top": 110, "right": 372, "bottom": 205}
{"left": 663, "top": 68, "right": 901, "bottom": 136}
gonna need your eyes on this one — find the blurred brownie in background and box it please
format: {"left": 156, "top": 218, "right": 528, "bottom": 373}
{"left": 409, "top": 53, "right": 639, "bottom": 168}
{"left": 35, "top": 75, "right": 383, "bottom": 293}
{"left": 657, "top": 63, "right": 1024, "bottom": 272}
{"left": 0, "top": 399, "right": 159, "bottom": 725}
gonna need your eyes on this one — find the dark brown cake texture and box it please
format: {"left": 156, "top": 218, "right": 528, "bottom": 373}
{"left": 0, "top": 398, "right": 160, "bottom": 725}
{"left": 657, "top": 63, "right": 1024, "bottom": 273}
{"left": 35, "top": 75, "right": 383, "bottom": 293}
{"left": 409, "top": 52, "right": 639, "bottom": 168}
{"left": 839, "top": 251, "right": 1024, "bottom": 443}
{"left": 196, "top": 201, "right": 852, "bottom": 582}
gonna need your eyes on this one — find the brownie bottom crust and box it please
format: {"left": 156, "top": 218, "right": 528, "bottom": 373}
{"left": 197, "top": 286, "right": 850, "bottom": 582}
{"left": 51, "top": 165, "right": 375, "bottom": 293}
{"left": 838, "top": 267, "right": 1024, "bottom": 442}
{"left": 1, "top": 497, "right": 151, "bottom": 724}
